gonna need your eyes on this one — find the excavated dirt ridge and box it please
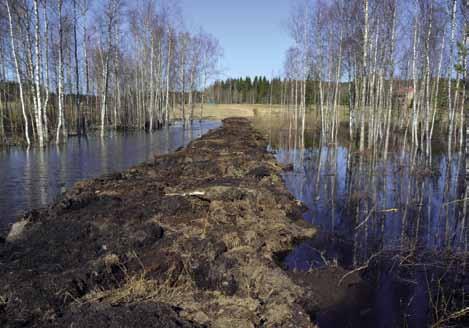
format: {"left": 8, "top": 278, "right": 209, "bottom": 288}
{"left": 0, "top": 118, "right": 317, "bottom": 327}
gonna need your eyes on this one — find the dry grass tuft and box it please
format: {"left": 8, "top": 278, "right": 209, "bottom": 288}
{"left": 0, "top": 295, "right": 8, "bottom": 306}
{"left": 82, "top": 270, "right": 194, "bottom": 307}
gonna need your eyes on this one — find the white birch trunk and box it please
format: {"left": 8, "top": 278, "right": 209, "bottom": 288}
{"left": 447, "top": 0, "right": 457, "bottom": 155}
{"left": 359, "top": 0, "right": 369, "bottom": 152}
{"left": 42, "top": 2, "right": 49, "bottom": 140}
{"left": 463, "top": 11, "right": 468, "bottom": 161}
{"left": 165, "top": 29, "right": 172, "bottom": 125}
{"left": 332, "top": 29, "right": 343, "bottom": 142}
{"left": 101, "top": 61, "right": 109, "bottom": 137}
{"left": 430, "top": 33, "right": 445, "bottom": 143}
{"left": 56, "top": 0, "right": 65, "bottom": 144}
{"left": 424, "top": 2, "right": 433, "bottom": 155}
{"left": 33, "top": 0, "right": 44, "bottom": 147}
{"left": 6, "top": 0, "right": 30, "bottom": 145}
{"left": 411, "top": 19, "right": 419, "bottom": 147}
{"left": 149, "top": 36, "right": 155, "bottom": 131}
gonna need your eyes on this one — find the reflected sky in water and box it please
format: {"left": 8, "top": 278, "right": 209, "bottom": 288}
{"left": 253, "top": 112, "right": 467, "bottom": 328}
{"left": 278, "top": 146, "right": 466, "bottom": 265}
{"left": 253, "top": 114, "right": 467, "bottom": 269}
{"left": 0, "top": 120, "right": 221, "bottom": 230}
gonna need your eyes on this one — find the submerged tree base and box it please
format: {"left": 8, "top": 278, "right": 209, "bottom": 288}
{"left": 0, "top": 118, "right": 325, "bottom": 327}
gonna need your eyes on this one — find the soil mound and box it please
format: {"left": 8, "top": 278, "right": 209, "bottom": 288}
{"left": 0, "top": 118, "right": 316, "bottom": 327}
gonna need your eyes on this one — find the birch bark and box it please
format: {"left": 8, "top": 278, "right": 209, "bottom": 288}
{"left": 6, "top": 0, "right": 30, "bottom": 145}
{"left": 33, "top": 0, "right": 44, "bottom": 146}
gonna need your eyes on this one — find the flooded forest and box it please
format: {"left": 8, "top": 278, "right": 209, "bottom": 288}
{"left": 0, "top": 0, "right": 469, "bottom": 327}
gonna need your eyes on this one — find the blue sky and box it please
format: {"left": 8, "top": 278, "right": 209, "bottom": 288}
{"left": 180, "top": 0, "right": 291, "bottom": 78}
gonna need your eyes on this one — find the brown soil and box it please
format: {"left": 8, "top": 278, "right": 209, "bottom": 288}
{"left": 0, "top": 118, "right": 319, "bottom": 327}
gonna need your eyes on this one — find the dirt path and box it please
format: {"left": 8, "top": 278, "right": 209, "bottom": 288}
{"left": 0, "top": 118, "right": 316, "bottom": 327}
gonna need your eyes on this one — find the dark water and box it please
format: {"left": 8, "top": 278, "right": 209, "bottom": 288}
{"left": 279, "top": 147, "right": 466, "bottom": 262}
{"left": 253, "top": 114, "right": 468, "bottom": 327}
{"left": 0, "top": 120, "right": 221, "bottom": 230}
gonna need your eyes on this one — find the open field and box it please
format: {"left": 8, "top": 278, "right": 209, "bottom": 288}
{"left": 171, "top": 104, "right": 285, "bottom": 121}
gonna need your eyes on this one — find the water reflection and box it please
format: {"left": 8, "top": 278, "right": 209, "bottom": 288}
{"left": 261, "top": 123, "right": 467, "bottom": 267}
{"left": 0, "top": 120, "right": 221, "bottom": 230}
{"left": 253, "top": 111, "right": 468, "bottom": 327}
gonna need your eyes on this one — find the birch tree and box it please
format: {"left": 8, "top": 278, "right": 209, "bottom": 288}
{"left": 383, "top": 0, "right": 397, "bottom": 160}
{"left": 73, "top": 0, "right": 82, "bottom": 135}
{"left": 359, "top": 0, "right": 369, "bottom": 152}
{"left": 98, "top": 0, "right": 120, "bottom": 137}
{"left": 464, "top": 0, "right": 469, "bottom": 189}
{"left": 448, "top": 0, "right": 458, "bottom": 155}
{"left": 33, "top": 0, "right": 44, "bottom": 146}
{"left": 5, "top": 0, "right": 30, "bottom": 146}
{"left": 1, "top": 0, "right": 220, "bottom": 145}
{"left": 56, "top": 0, "right": 65, "bottom": 144}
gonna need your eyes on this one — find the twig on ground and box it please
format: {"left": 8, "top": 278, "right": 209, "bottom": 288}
{"left": 337, "top": 252, "right": 382, "bottom": 287}
{"left": 431, "top": 307, "right": 469, "bottom": 327}
{"left": 166, "top": 191, "right": 206, "bottom": 197}
{"left": 355, "top": 204, "right": 377, "bottom": 230}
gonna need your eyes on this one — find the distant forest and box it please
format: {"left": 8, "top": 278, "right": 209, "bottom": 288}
{"left": 207, "top": 77, "right": 283, "bottom": 104}
{"left": 207, "top": 76, "right": 456, "bottom": 109}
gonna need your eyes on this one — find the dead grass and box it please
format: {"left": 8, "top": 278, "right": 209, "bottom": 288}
{"left": 81, "top": 266, "right": 193, "bottom": 307}
{"left": 0, "top": 295, "right": 8, "bottom": 306}
{"left": 171, "top": 103, "right": 285, "bottom": 121}
{"left": 77, "top": 246, "right": 193, "bottom": 308}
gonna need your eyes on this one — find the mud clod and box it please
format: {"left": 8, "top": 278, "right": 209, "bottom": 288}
{"left": 248, "top": 165, "right": 271, "bottom": 179}
{"left": 52, "top": 303, "right": 205, "bottom": 328}
{"left": 0, "top": 118, "right": 316, "bottom": 327}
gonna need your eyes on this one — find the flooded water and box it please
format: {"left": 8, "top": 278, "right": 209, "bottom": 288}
{"left": 279, "top": 146, "right": 466, "bottom": 264}
{"left": 0, "top": 120, "right": 221, "bottom": 231}
{"left": 253, "top": 112, "right": 468, "bottom": 328}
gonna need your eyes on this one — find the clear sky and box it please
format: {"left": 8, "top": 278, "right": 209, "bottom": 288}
{"left": 180, "top": 0, "right": 291, "bottom": 79}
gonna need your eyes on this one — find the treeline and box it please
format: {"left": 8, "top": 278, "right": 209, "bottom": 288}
{"left": 208, "top": 77, "right": 283, "bottom": 104}
{"left": 208, "top": 76, "right": 454, "bottom": 110}
{"left": 0, "top": 0, "right": 223, "bottom": 146}
{"left": 283, "top": 0, "right": 468, "bottom": 157}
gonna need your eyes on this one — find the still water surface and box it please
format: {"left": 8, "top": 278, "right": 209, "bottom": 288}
{"left": 0, "top": 120, "right": 221, "bottom": 230}
{"left": 252, "top": 112, "right": 468, "bottom": 328}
